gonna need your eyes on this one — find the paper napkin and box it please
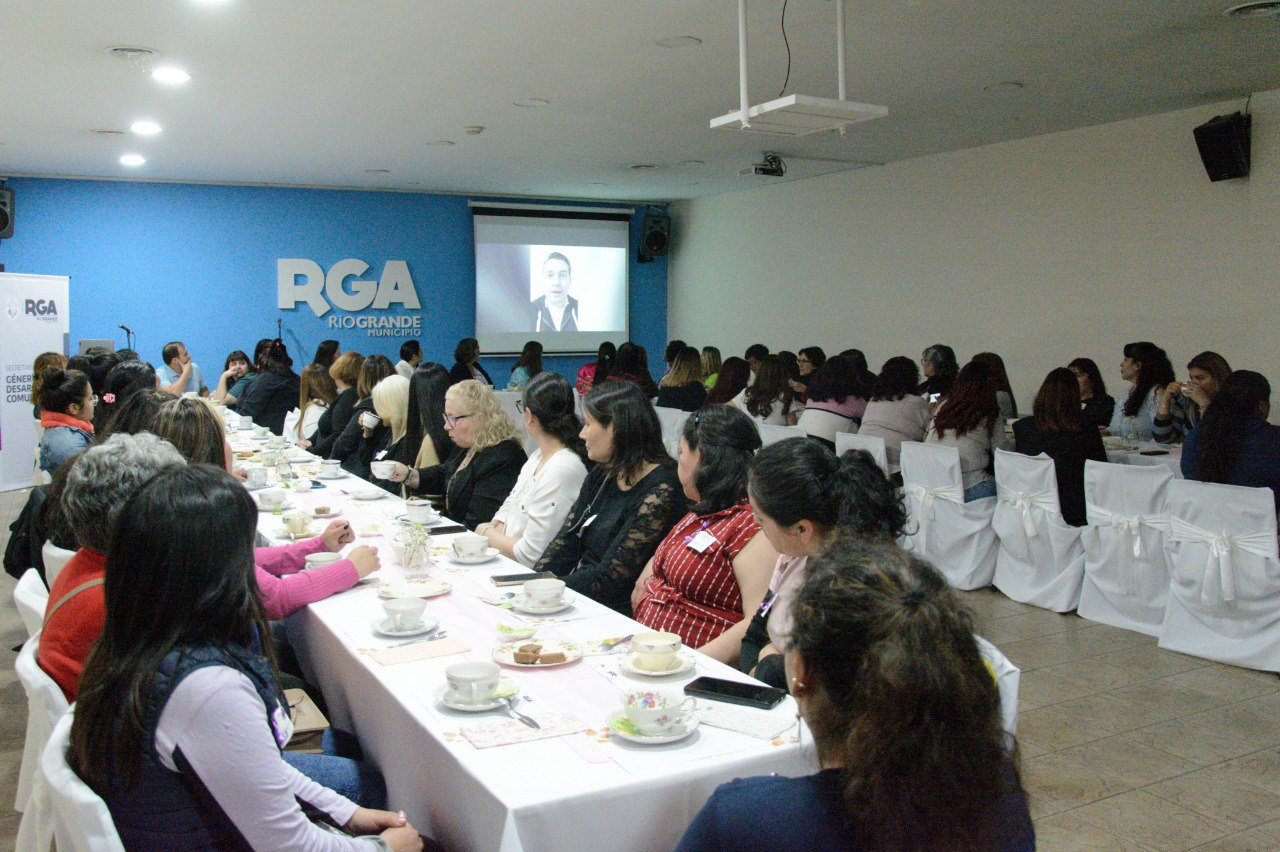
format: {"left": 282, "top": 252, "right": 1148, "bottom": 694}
{"left": 367, "top": 636, "right": 469, "bottom": 666}
{"left": 694, "top": 703, "right": 797, "bottom": 740}
{"left": 460, "top": 712, "right": 588, "bottom": 749}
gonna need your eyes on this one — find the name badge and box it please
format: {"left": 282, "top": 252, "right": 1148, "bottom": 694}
{"left": 374, "top": 449, "right": 389, "bottom": 461}
{"left": 687, "top": 530, "right": 717, "bottom": 553}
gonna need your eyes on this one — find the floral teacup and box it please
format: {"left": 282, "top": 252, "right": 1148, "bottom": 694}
{"left": 622, "top": 690, "right": 695, "bottom": 736}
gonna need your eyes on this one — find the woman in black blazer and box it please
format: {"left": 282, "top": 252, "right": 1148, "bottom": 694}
{"left": 306, "top": 352, "right": 364, "bottom": 457}
{"left": 1013, "top": 368, "right": 1107, "bottom": 526}
{"left": 448, "top": 337, "right": 493, "bottom": 387}
{"left": 389, "top": 379, "right": 525, "bottom": 528}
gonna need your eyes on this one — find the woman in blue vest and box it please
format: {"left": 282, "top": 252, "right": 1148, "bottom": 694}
{"left": 68, "top": 464, "right": 425, "bottom": 851}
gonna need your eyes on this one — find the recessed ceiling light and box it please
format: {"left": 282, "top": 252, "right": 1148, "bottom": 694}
{"left": 513, "top": 98, "right": 550, "bottom": 108}
{"left": 628, "top": 164, "right": 659, "bottom": 171}
{"left": 364, "top": 168, "right": 391, "bottom": 174}
{"left": 119, "top": 154, "right": 146, "bottom": 167}
{"left": 89, "top": 129, "right": 126, "bottom": 137}
{"left": 1223, "top": 1, "right": 1280, "bottom": 17}
{"left": 130, "top": 120, "right": 163, "bottom": 136}
{"left": 677, "top": 159, "right": 706, "bottom": 167}
{"left": 107, "top": 46, "right": 157, "bottom": 62}
{"left": 423, "top": 140, "right": 455, "bottom": 147}
{"left": 656, "top": 36, "right": 702, "bottom": 49}
{"left": 982, "top": 81, "right": 1025, "bottom": 93}
{"left": 152, "top": 66, "right": 191, "bottom": 84}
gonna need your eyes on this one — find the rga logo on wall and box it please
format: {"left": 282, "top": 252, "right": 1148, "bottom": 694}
{"left": 277, "top": 258, "right": 422, "bottom": 338}
{"left": 4, "top": 298, "right": 17, "bottom": 321}
{"left": 6, "top": 297, "right": 59, "bottom": 323}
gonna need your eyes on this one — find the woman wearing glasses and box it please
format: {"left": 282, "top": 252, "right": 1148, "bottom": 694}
{"left": 388, "top": 380, "right": 526, "bottom": 528}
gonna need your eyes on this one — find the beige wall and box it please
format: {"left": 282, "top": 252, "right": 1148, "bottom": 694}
{"left": 669, "top": 89, "right": 1279, "bottom": 414}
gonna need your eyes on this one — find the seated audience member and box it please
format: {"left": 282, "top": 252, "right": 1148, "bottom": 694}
{"left": 1013, "top": 368, "right": 1107, "bottom": 526}
{"left": 287, "top": 361, "right": 338, "bottom": 443}
{"left": 151, "top": 397, "right": 379, "bottom": 618}
{"left": 701, "top": 346, "right": 722, "bottom": 390}
{"left": 480, "top": 373, "right": 589, "bottom": 565}
{"left": 210, "top": 349, "right": 252, "bottom": 405}
{"left": 37, "top": 368, "right": 95, "bottom": 473}
{"left": 1156, "top": 350, "right": 1231, "bottom": 443}
{"left": 407, "top": 363, "right": 452, "bottom": 470}
{"left": 91, "top": 359, "right": 158, "bottom": 432}
{"left": 659, "top": 339, "right": 687, "bottom": 385}
{"left": 29, "top": 351, "right": 67, "bottom": 419}
{"left": 926, "top": 360, "right": 1012, "bottom": 501}
{"left": 678, "top": 540, "right": 1034, "bottom": 851}
{"left": 395, "top": 339, "right": 422, "bottom": 379}
{"left": 360, "top": 375, "right": 414, "bottom": 493}
{"left": 1182, "top": 370, "right": 1280, "bottom": 510}
{"left": 156, "top": 340, "right": 208, "bottom": 397}
{"left": 706, "top": 356, "right": 752, "bottom": 407}
{"left": 68, "top": 465, "right": 423, "bottom": 851}
{"left": 632, "top": 405, "right": 776, "bottom": 663}
{"left": 610, "top": 342, "right": 660, "bottom": 398}
{"left": 312, "top": 339, "right": 340, "bottom": 371}
{"left": 389, "top": 380, "right": 526, "bottom": 528}
{"left": 735, "top": 354, "right": 794, "bottom": 426}
{"left": 740, "top": 440, "right": 907, "bottom": 689}
{"left": 115, "top": 348, "right": 139, "bottom": 361}
{"left": 797, "top": 356, "right": 865, "bottom": 444}
{"left": 305, "top": 351, "right": 364, "bottom": 455}
{"left": 917, "top": 343, "right": 959, "bottom": 399}
{"left": 656, "top": 346, "right": 709, "bottom": 411}
{"left": 237, "top": 339, "right": 301, "bottom": 435}
{"left": 744, "top": 343, "right": 769, "bottom": 380}
{"left": 973, "top": 351, "right": 1019, "bottom": 421}
{"left": 777, "top": 351, "right": 801, "bottom": 390}
{"left": 507, "top": 340, "right": 544, "bottom": 390}
{"left": 70, "top": 346, "right": 124, "bottom": 398}
{"left": 1068, "top": 357, "right": 1115, "bottom": 431}
{"left": 227, "top": 338, "right": 274, "bottom": 409}
{"left": 838, "top": 349, "right": 878, "bottom": 399}
{"left": 576, "top": 341, "right": 616, "bottom": 396}
{"left": 1108, "top": 341, "right": 1176, "bottom": 442}
{"left": 448, "top": 337, "right": 493, "bottom": 386}
{"left": 859, "top": 356, "right": 931, "bottom": 466}
{"left": 95, "top": 388, "right": 173, "bottom": 444}
{"left": 789, "top": 346, "right": 825, "bottom": 401}
{"left": 330, "top": 354, "right": 395, "bottom": 464}
{"left": 535, "top": 382, "right": 687, "bottom": 616}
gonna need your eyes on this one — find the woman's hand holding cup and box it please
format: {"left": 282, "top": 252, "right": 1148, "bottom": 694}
{"left": 388, "top": 462, "right": 411, "bottom": 483}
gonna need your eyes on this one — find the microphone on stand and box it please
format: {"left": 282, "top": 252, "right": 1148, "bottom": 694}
{"left": 277, "top": 318, "right": 282, "bottom": 341}
{"left": 118, "top": 323, "right": 133, "bottom": 335}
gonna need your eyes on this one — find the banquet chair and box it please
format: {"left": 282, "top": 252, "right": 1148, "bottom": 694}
{"left": 899, "top": 442, "right": 998, "bottom": 589}
{"left": 653, "top": 406, "right": 691, "bottom": 457}
{"left": 16, "top": 711, "right": 125, "bottom": 852}
{"left": 1078, "top": 460, "right": 1173, "bottom": 636}
{"left": 41, "top": 541, "right": 77, "bottom": 592}
{"left": 991, "top": 450, "right": 1086, "bottom": 612}
{"left": 15, "top": 632, "right": 69, "bottom": 813}
{"left": 755, "top": 423, "right": 805, "bottom": 448}
{"left": 13, "top": 569, "right": 49, "bottom": 639}
{"left": 975, "top": 636, "right": 1019, "bottom": 736}
{"left": 795, "top": 408, "right": 855, "bottom": 445}
{"left": 834, "top": 432, "right": 889, "bottom": 474}
{"left": 1159, "top": 479, "right": 1280, "bottom": 671}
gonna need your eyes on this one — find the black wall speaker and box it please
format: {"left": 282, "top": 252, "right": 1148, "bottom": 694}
{"left": 0, "top": 186, "right": 13, "bottom": 239}
{"left": 640, "top": 214, "right": 670, "bottom": 259}
{"left": 1193, "top": 112, "right": 1251, "bottom": 182}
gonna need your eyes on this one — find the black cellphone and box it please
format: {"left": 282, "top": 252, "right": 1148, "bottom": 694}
{"left": 1139, "top": 450, "right": 1170, "bottom": 456}
{"left": 433, "top": 524, "right": 467, "bottom": 534}
{"left": 684, "top": 676, "right": 787, "bottom": 710}
{"left": 490, "top": 571, "right": 554, "bottom": 586}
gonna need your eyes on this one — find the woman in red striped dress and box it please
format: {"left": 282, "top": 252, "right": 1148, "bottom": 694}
{"left": 632, "top": 405, "right": 778, "bottom": 664}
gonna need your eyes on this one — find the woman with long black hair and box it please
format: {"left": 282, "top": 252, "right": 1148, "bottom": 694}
{"left": 576, "top": 341, "right": 615, "bottom": 396}
{"left": 1107, "top": 341, "right": 1176, "bottom": 442}
{"left": 407, "top": 361, "right": 452, "bottom": 469}
{"left": 926, "top": 359, "right": 1012, "bottom": 501}
{"left": 507, "top": 340, "right": 544, "bottom": 390}
{"left": 1182, "top": 370, "right": 1280, "bottom": 510}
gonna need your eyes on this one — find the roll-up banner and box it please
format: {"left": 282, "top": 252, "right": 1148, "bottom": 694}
{"left": 0, "top": 273, "right": 70, "bottom": 491}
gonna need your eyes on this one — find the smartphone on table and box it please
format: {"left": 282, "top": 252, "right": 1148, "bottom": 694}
{"left": 490, "top": 571, "right": 556, "bottom": 587}
{"left": 684, "top": 676, "right": 787, "bottom": 710}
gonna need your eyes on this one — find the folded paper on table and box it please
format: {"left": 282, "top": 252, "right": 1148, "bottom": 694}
{"left": 368, "top": 636, "right": 470, "bottom": 666}
{"left": 695, "top": 702, "right": 797, "bottom": 740}
{"left": 461, "top": 712, "right": 588, "bottom": 749}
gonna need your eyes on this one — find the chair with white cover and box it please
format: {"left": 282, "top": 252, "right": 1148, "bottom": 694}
{"left": 796, "top": 408, "right": 855, "bottom": 445}
{"left": 653, "top": 406, "right": 691, "bottom": 457}
{"left": 1159, "top": 479, "right": 1280, "bottom": 671}
{"left": 16, "top": 711, "right": 125, "bottom": 852}
{"left": 15, "top": 632, "right": 69, "bottom": 813}
{"left": 41, "top": 541, "right": 77, "bottom": 592}
{"left": 1078, "top": 460, "right": 1173, "bottom": 636}
{"left": 899, "top": 441, "right": 998, "bottom": 589}
{"left": 756, "top": 423, "right": 806, "bottom": 448}
{"left": 13, "top": 569, "right": 49, "bottom": 639}
{"left": 975, "top": 636, "right": 1020, "bottom": 736}
{"left": 991, "top": 449, "right": 1086, "bottom": 612}
{"left": 834, "top": 432, "right": 889, "bottom": 474}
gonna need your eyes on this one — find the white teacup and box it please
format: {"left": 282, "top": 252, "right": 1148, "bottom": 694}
{"left": 253, "top": 425, "right": 270, "bottom": 438}
{"left": 444, "top": 661, "right": 500, "bottom": 706}
{"left": 370, "top": 460, "right": 397, "bottom": 479}
{"left": 239, "top": 415, "right": 255, "bottom": 429}
{"left": 246, "top": 468, "right": 269, "bottom": 489}
{"left": 320, "top": 460, "right": 341, "bottom": 476}
{"left": 382, "top": 597, "right": 427, "bottom": 631}
{"left": 282, "top": 512, "right": 311, "bottom": 535}
{"left": 453, "top": 532, "right": 488, "bottom": 558}
{"left": 522, "top": 578, "right": 565, "bottom": 610}
{"left": 622, "top": 690, "right": 695, "bottom": 736}
{"left": 266, "top": 435, "right": 286, "bottom": 449}
{"left": 304, "top": 552, "right": 341, "bottom": 571}
{"left": 258, "top": 489, "right": 286, "bottom": 509}
{"left": 406, "top": 499, "right": 437, "bottom": 524}
{"left": 631, "top": 632, "right": 682, "bottom": 672}
{"left": 359, "top": 411, "right": 382, "bottom": 429}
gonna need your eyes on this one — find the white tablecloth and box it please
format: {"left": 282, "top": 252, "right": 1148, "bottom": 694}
{"left": 1105, "top": 441, "right": 1183, "bottom": 478}
{"left": 254, "top": 458, "right": 813, "bottom": 851}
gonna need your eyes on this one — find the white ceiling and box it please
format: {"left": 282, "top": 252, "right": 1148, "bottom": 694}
{"left": 1, "top": 1, "right": 1277, "bottom": 202}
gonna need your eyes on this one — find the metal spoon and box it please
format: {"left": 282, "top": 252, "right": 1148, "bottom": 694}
{"left": 502, "top": 695, "right": 540, "bottom": 729}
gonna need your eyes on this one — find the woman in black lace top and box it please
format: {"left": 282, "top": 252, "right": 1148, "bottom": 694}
{"left": 535, "top": 381, "right": 687, "bottom": 616}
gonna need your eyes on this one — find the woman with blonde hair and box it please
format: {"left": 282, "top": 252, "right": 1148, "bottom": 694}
{"left": 389, "top": 380, "right": 527, "bottom": 527}
{"left": 362, "top": 375, "right": 414, "bottom": 493}
{"left": 700, "top": 346, "right": 721, "bottom": 390}
{"left": 655, "top": 346, "right": 707, "bottom": 412}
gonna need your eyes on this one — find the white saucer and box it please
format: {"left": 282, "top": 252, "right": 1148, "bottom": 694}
{"left": 256, "top": 501, "right": 294, "bottom": 513}
{"left": 371, "top": 614, "right": 440, "bottom": 638}
{"left": 607, "top": 709, "right": 699, "bottom": 745}
{"left": 378, "top": 578, "right": 452, "bottom": 599}
{"left": 316, "top": 470, "right": 348, "bottom": 480}
{"left": 449, "top": 547, "right": 499, "bottom": 565}
{"left": 618, "top": 649, "right": 698, "bottom": 677}
{"left": 512, "top": 592, "right": 577, "bottom": 615}
{"left": 277, "top": 525, "right": 319, "bottom": 540}
{"left": 432, "top": 682, "right": 520, "bottom": 712}
{"left": 350, "top": 490, "right": 386, "bottom": 501}
{"left": 243, "top": 481, "right": 272, "bottom": 492}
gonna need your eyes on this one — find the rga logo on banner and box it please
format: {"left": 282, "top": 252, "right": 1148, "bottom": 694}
{"left": 6, "top": 296, "right": 59, "bottom": 323}
{"left": 278, "top": 259, "right": 422, "bottom": 338}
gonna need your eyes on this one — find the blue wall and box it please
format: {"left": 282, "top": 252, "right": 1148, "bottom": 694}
{"left": 0, "top": 177, "right": 667, "bottom": 386}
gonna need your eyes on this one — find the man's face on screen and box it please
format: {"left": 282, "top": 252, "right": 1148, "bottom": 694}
{"left": 543, "top": 258, "right": 571, "bottom": 301}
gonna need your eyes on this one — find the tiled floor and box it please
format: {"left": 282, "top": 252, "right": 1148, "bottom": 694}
{"left": 0, "top": 485, "right": 1277, "bottom": 850}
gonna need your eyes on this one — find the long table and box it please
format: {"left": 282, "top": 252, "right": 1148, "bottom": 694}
{"left": 243, "top": 441, "right": 812, "bottom": 851}
{"left": 1105, "top": 440, "right": 1184, "bottom": 478}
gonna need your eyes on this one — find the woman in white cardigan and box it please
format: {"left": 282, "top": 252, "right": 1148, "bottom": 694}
{"left": 478, "top": 372, "right": 588, "bottom": 566}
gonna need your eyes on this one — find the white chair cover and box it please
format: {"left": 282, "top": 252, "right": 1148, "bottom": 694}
{"left": 756, "top": 423, "right": 806, "bottom": 448}
{"left": 15, "top": 632, "right": 69, "bottom": 813}
{"left": 975, "top": 636, "right": 1020, "bottom": 736}
{"left": 1159, "top": 479, "right": 1280, "bottom": 670}
{"left": 796, "top": 408, "right": 856, "bottom": 444}
{"left": 14, "top": 569, "right": 49, "bottom": 639}
{"left": 1078, "top": 460, "right": 1173, "bottom": 636}
{"left": 991, "top": 450, "right": 1086, "bottom": 612}
{"left": 834, "top": 432, "right": 889, "bottom": 474}
{"left": 899, "top": 441, "right": 998, "bottom": 589}
{"left": 653, "top": 406, "right": 691, "bottom": 457}
{"left": 40, "top": 542, "right": 77, "bottom": 592}
{"left": 17, "top": 711, "right": 125, "bottom": 852}
{"left": 282, "top": 407, "right": 302, "bottom": 442}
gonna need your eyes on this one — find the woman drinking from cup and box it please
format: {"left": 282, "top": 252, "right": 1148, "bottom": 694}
{"left": 534, "top": 381, "right": 687, "bottom": 616}
{"left": 631, "top": 405, "right": 777, "bottom": 664}
{"left": 388, "top": 380, "right": 526, "bottom": 528}
{"left": 330, "top": 354, "right": 396, "bottom": 467}
{"left": 477, "top": 372, "right": 589, "bottom": 566}
{"left": 1154, "top": 350, "right": 1232, "bottom": 443}
{"left": 359, "top": 375, "right": 417, "bottom": 493}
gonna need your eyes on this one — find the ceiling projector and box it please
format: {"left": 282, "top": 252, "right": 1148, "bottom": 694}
{"left": 741, "top": 153, "right": 786, "bottom": 177}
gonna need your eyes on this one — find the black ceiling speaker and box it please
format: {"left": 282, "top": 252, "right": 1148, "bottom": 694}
{"left": 0, "top": 186, "right": 13, "bottom": 239}
{"left": 640, "top": 214, "right": 670, "bottom": 259}
{"left": 1193, "top": 112, "right": 1251, "bottom": 182}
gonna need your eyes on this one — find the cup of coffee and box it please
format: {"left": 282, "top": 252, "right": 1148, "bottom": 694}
{"left": 304, "top": 552, "right": 341, "bottom": 571}
{"left": 258, "top": 489, "right": 286, "bottom": 510}
{"left": 266, "top": 435, "right": 286, "bottom": 449}
{"left": 253, "top": 425, "right": 269, "bottom": 438}
{"left": 282, "top": 512, "right": 311, "bottom": 535}
{"left": 444, "top": 661, "right": 500, "bottom": 705}
{"left": 406, "top": 499, "right": 437, "bottom": 524}
{"left": 453, "top": 532, "right": 488, "bottom": 559}
{"left": 622, "top": 689, "right": 695, "bottom": 736}
{"left": 382, "top": 597, "right": 427, "bottom": 631}
{"left": 359, "top": 411, "right": 382, "bottom": 429}
{"left": 523, "top": 577, "right": 566, "bottom": 610}
{"left": 320, "top": 460, "right": 341, "bottom": 477}
{"left": 369, "top": 460, "right": 397, "bottom": 479}
{"left": 246, "top": 468, "right": 270, "bottom": 489}
{"left": 238, "top": 415, "right": 254, "bottom": 430}
{"left": 631, "top": 632, "right": 682, "bottom": 672}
